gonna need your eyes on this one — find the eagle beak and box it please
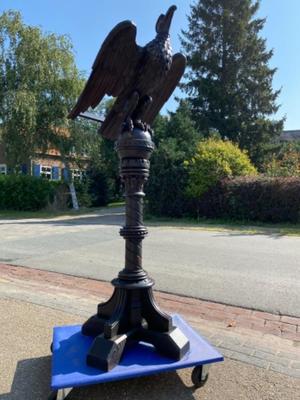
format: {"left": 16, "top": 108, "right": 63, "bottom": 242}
{"left": 162, "top": 5, "right": 177, "bottom": 33}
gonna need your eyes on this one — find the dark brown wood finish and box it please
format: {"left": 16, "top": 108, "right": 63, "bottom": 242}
{"left": 70, "top": 6, "right": 189, "bottom": 371}
{"left": 69, "top": 5, "right": 186, "bottom": 140}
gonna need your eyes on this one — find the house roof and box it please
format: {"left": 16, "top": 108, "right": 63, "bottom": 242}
{"left": 280, "top": 130, "right": 300, "bottom": 141}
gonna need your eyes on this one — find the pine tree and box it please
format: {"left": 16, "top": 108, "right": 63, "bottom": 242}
{"left": 181, "top": 0, "right": 284, "bottom": 163}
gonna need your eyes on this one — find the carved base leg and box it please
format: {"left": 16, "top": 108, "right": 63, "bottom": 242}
{"left": 139, "top": 326, "right": 190, "bottom": 360}
{"left": 82, "top": 288, "right": 130, "bottom": 338}
{"left": 81, "top": 285, "right": 190, "bottom": 371}
{"left": 87, "top": 332, "right": 129, "bottom": 371}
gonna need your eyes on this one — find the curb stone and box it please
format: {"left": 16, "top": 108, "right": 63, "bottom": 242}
{"left": 0, "top": 263, "right": 299, "bottom": 378}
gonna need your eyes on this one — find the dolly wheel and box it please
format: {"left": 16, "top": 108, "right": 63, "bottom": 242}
{"left": 191, "top": 365, "right": 209, "bottom": 388}
{"left": 48, "top": 391, "right": 57, "bottom": 400}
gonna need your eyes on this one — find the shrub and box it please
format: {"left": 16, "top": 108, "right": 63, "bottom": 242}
{"left": 0, "top": 174, "right": 56, "bottom": 211}
{"left": 73, "top": 180, "right": 92, "bottom": 208}
{"left": 185, "top": 139, "right": 257, "bottom": 200}
{"left": 87, "top": 169, "right": 110, "bottom": 207}
{"left": 196, "top": 176, "right": 300, "bottom": 223}
{"left": 264, "top": 147, "right": 300, "bottom": 177}
{"left": 146, "top": 140, "right": 189, "bottom": 217}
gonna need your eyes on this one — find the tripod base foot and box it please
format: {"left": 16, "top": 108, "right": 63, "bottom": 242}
{"left": 82, "top": 285, "right": 190, "bottom": 371}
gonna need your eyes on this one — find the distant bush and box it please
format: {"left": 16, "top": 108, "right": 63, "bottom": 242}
{"left": 86, "top": 169, "right": 110, "bottom": 207}
{"left": 196, "top": 176, "right": 300, "bottom": 223}
{"left": 0, "top": 175, "right": 56, "bottom": 211}
{"left": 264, "top": 145, "right": 300, "bottom": 177}
{"left": 146, "top": 140, "right": 189, "bottom": 217}
{"left": 185, "top": 139, "right": 257, "bottom": 199}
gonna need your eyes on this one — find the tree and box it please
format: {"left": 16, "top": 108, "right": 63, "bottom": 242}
{"left": 49, "top": 121, "right": 100, "bottom": 209}
{"left": 181, "top": 0, "right": 284, "bottom": 163}
{"left": 0, "top": 10, "right": 86, "bottom": 208}
{"left": 146, "top": 101, "right": 201, "bottom": 217}
{"left": 153, "top": 100, "right": 200, "bottom": 156}
{"left": 91, "top": 98, "right": 121, "bottom": 201}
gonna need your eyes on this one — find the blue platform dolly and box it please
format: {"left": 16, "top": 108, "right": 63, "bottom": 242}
{"left": 48, "top": 314, "right": 223, "bottom": 399}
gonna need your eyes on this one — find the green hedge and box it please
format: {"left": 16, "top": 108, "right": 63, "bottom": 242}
{"left": 0, "top": 175, "right": 56, "bottom": 211}
{"left": 196, "top": 176, "right": 300, "bottom": 223}
{"left": 146, "top": 154, "right": 189, "bottom": 218}
{"left": 86, "top": 170, "right": 110, "bottom": 207}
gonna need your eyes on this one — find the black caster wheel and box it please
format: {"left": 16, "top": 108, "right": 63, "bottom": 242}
{"left": 48, "top": 391, "right": 57, "bottom": 400}
{"left": 50, "top": 342, "right": 54, "bottom": 353}
{"left": 191, "top": 364, "right": 210, "bottom": 388}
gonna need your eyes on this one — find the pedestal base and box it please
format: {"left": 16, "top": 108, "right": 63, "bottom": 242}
{"left": 50, "top": 314, "right": 223, "bottom": 392}
{"left": 81, "top": 285, "right": 190, "bottom": 370}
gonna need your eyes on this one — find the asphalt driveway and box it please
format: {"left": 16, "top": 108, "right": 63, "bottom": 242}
{"left": 0, "top": 208, "right": 299, "bottom": 317}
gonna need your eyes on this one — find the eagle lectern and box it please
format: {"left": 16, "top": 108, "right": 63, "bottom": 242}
{"left": 69, "top": 5, "right": 190, "bottom": 371}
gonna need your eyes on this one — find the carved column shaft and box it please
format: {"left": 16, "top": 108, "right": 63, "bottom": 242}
{"left": 121, "top": 162, "right": 148, "bottom": 272}
{"left": 115, "top": 129, "right": 154, "bottom": 284}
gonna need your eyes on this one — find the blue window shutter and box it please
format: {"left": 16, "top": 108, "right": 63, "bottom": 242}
{"left": 62, "top": 168, "right": 69, "bottom": 181}
{"left": 52, "top": 166, "right": 60, "bottom": 180}
{"left": 33, "top": 164, "right": 40, "bottom": 177}
{"left": 21, "top": 164, "right": 27, "bottom": 175}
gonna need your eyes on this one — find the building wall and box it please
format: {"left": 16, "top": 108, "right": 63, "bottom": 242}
{"left": 31, "top": 155, "right": 88, "bottom": 181}
{"left": 0, "top": 143, "right": 87, "bottom": 180}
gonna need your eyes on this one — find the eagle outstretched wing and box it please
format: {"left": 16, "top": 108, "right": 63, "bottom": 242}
{"left": 69, "top": 21, "right": 140, "bottom": 119}
{"left": 143, "top": 53, "right": 186, "bottom": 125}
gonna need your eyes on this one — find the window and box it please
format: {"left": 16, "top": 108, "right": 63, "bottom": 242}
{"left": 69, "top": 146, "right": 76, "bottom": 156}
{"left": 0, "top": 164, "right": 7, "bottom": 175}
{"left": 71, "top": 169, "right": 85, "bottom": 181}
{"left": 40, "top": 166, "right": 52, "bottom": 180}
{"left": 80, "top": 148, "right": 88, "bottom": 157}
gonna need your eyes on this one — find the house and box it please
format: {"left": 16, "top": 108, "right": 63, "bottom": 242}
{"left": 279, "top": 130, "right": 300, "bottom": 142}
{"left": 0, "top": 142, "right": 88, "bottom": 181}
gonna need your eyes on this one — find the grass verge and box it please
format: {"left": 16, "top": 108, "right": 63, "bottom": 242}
{"left": 1, "top": 205, "right": 299, "bottom": 236}
{"left": 0, "top": 207, "right": 104, "bottom": 220}
{"left": 0, "top": 201, "right": 125, "bottom": 220}
{"left": 145, "top": 215, "right": 300, "bottom": 236}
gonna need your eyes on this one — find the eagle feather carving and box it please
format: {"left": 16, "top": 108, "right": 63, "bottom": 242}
{"left": 69, "top": 6, "right": 186, "bottom": 140}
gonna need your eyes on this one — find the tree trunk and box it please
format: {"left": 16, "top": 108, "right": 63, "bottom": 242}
{"left": 62, "top": 157, "right": 79, "bottom": 210}
{"left": 69, "top": 181, "right": 79, "bottom": 210}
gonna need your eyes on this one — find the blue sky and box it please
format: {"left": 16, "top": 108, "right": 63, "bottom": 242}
{"left": 0, "top": 0, "right": 299, "bottom": 130}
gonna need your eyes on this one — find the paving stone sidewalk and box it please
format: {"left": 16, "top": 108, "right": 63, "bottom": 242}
{"left": 0, "top": 263, "right": 299, "bottom": 379}
{"left": 2, "top": 298, "right": 300, "bottom": 400}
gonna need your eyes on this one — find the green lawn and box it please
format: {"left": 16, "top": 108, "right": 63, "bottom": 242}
{"left": 145, "top": 215, "right": 300, "bottom": 236}
{"left": 107, "top": 201, "right": 125, "bottom": 208}
{"left": 0, "top": 208, "right": 96, "bottom": 219}
{"left": 1, "top": 204, "right": 299, "bottom": 236}
{"left": 0, "top": 202, "right": 125, "bottom": 219}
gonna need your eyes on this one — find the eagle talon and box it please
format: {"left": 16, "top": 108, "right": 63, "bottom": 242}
{"left": 124, "top": 117, "right": 134, "bottom": 132}
{"left": 133, "top": 119, "right": 146, "bottom": 131}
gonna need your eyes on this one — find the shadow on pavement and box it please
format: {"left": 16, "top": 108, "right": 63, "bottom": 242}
{"left": 66, "top": 370, "right": 196, "bottom": 400}
{"left": 0, "top": 356, "right": 51, "bottom": 400}
{"left": 211, "top": 231, "right": 286, "bottom": 239}
{"left": 0, "top": 356, "right": 196, "bottom": 400}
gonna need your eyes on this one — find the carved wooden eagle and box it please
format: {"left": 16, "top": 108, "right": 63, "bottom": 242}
{"left": 69, "top": 5, "right": 186, "bottom": 140}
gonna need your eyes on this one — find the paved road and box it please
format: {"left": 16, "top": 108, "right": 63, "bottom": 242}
{"left": 0, "top": 208, "right": 299, "bottom": 317}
